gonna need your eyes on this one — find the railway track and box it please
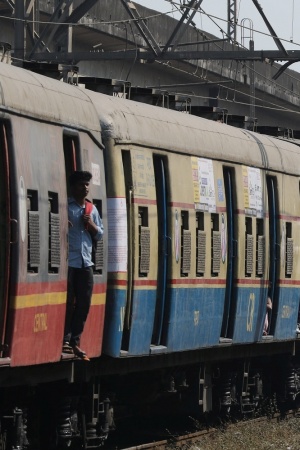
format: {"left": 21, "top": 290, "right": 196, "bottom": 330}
{"left": 120, "top": 411, "right": 300, "bottom": 450}
{"left": 121, "top": 428, "right": 217, "bottom": 450}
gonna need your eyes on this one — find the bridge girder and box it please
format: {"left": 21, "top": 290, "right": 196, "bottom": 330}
{"left": 6, "top": 0, "right": 298, "bottom": 80}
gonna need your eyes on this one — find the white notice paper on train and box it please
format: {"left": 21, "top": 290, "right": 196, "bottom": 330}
{"left": 107, "top": 197, "right": 128, "bottom": 272}
{"left": 191, "top": 157, "right": 216, "bottom": 212}
{"left": 243, "top": 166, "right": 263, "bottom": 217}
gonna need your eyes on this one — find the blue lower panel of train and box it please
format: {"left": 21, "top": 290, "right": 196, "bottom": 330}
{"left": 103, "top": 286, "right": 300, "bottom": 358}
{"left": 232, "top": 286, "right": 299, "bottom": 343}
{"left": 103, "top": 288, "right": 127, "bottom": 357}
{"left": 232, "top": 287, "right": 265, "bottom": 343}
{"left": 103, "top": 288, "right": 156, "bottom": 357}
{"left": 127, "top": 289, "right": 157, "bottom": 354}
{"left": 164, "top": 287, "right": 224, "bottom": 351}
{"left": 103, "top": 287, "right": 225, "bottom": 356}
{"left": 273, "top": 287, "right": 299, "bottom": 340}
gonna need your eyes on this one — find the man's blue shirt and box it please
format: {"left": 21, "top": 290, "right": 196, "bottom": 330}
{"left": 68, "top": 198, "right": 104, "bottom": 268}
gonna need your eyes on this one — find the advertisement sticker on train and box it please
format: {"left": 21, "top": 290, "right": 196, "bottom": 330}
{"left": 242, "top": 166, "right": 263, "bottom": 217}
{"left": 191, "top": 157, "right": 216, "bottom": 212}
{"left": 217, "top": 178, "right": 224, "bottom": 202}
{"left": 132, "top": 152, "right": 154, "bottom": 198}
{"left": 107, "top": 198, "right": 128, "bottom": 272}
{"left": 91, "top": 162, "right": 101, "bottom": 186}
{"left": 19, "top": 176, "right": 27, "bottom": 242}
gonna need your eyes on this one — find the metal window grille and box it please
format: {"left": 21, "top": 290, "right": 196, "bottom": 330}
{"left": 28, "top": 211, "right": 40, "bottom": 268}
{"left": 197, "top": 230, "right": 206, "bottom": 274}
{"left": 212, "top": 231, "right": 221, "bottom": 274}
{"left": 139, "top": 226, "right": 150, "bottom": 274}
{"left": 256, "top": 235, "right": 265, "bottom": 276}
{"left": 49, "top": 212, "right": 60, "bottom": 268}
{"left": 181, "top": 230, "right": 191, "bottom": 275}
{"left": 246, "top": 234, "right": 253, "bottom": 275}
{"left": 286, "top": 238, "right": 294, "bottom": 275}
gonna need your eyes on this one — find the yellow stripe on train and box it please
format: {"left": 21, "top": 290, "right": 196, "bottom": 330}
{"left": 11, "top": 292, "right": 106, "bottom": 309}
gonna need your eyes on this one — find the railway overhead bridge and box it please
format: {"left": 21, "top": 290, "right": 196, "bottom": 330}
{"left": 1, "top": 0, "right": 300, "bottom": 133}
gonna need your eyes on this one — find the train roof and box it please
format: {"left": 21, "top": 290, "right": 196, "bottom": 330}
{"left": 87, "top": 89, "right": 300, "bottom": 177}
{"left": 1, "top": 63, "right": 300, "bottom": 177}
{"left": 0, "top": 62, "right": 100, "bottom": 135}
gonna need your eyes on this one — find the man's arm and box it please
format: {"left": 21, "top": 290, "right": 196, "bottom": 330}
{"left": 83, "top": 207, "right": 103, "bottom": 240}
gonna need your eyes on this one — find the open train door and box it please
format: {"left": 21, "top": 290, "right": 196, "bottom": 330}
{"left": 0, "top": 123, "right": 12, "bottom": 359}
{"left": 63, "top": 132, "right": 78, "bottom": 193}
{"left": 220, "top": 167, "right": 237, "bottom": 340}
{"left": 151, "top": 155, "right": 169, "bottom": 348}
{"left": 266, "top": 175, "right": 279, "bottom": 335}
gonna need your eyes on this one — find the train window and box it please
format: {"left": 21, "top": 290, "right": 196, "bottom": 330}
{"left": 93, "top": 199, "right": 104, "bottom": 275}
{"left": 256, "top": 218, "right": 265, "bottom": 277}
{"left": 245, "top": 217, "right": 253, "bottom": 277}
{"left": 196, "top": 212, "right": 205, "bottom": 276}
{"left": 27, "top": 190, "right": 40, "bottom": 273}
{"left": 211, "top": 213, "right": 220, "bottom": 276}
{"left": 181, "top": 211, "right": 191, "bottom": 276}
{"left": 138, "top": 207, "right": 150, "bottom": 277}
{"left": 285, "top": 222, "right": 293, "bottom": 278}
{"left": 48, "top": 192, "right": 60, "bottom": 274}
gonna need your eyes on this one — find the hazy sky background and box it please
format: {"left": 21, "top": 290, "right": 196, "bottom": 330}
{"left": 135, "top": 1, "right": 300, "bottom": 72}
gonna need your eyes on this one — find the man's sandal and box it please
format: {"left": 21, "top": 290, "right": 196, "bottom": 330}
{"left": 71, "top": 345, "right": 90, "bottom": 361}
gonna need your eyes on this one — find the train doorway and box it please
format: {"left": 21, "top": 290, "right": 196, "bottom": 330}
{"left": 266, "top": 175, "right": 279, "bottom": 335}
{"left": 63, "top": 132, "right": 80, "bottom": 194}
{"left": 221, "top": 167, "right": 237, "bottom": 340}
{"left": 151, "top": 155, "right": 169, "bottom": 346}
{"left": 0, "top": 123, "right": 12, "bottom": 356}
{"left": 121, "top": 151, "right": 133, "bottom": 351}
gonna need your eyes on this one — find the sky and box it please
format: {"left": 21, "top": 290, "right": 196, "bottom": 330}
{"left": 135, "top": 0, "right": 300, "bottom": 73}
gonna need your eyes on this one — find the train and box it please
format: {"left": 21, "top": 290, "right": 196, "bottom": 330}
{"left": 1, "top": 61, "right": 300, "bottom": 449}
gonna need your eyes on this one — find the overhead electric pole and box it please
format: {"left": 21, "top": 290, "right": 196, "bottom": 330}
{"left": 227, "top": 0, "right": 237, "bottom": 43}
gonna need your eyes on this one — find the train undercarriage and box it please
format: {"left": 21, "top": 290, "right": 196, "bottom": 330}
{"left": 0, "top": 343, "right": 300, "bottom": 449}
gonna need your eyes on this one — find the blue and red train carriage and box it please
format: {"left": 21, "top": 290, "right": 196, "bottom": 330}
{"left": 0, "top": 62, "right": 300, "bottom": 448}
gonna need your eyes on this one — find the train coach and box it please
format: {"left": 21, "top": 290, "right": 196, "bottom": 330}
{"left": 0, "top": 61, "right": 300, "bottom": 448}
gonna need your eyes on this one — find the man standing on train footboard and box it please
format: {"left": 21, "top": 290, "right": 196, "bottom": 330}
{"left": 62, "top": 171, "right": 104, "bottom": 361}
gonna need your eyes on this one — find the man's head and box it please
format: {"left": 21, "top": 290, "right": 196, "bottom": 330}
{"left": 69, "top": 171, "right": 92, "bottom": 187}
{"left": 69, "top": 171, "right": 92, "bottom": 201}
